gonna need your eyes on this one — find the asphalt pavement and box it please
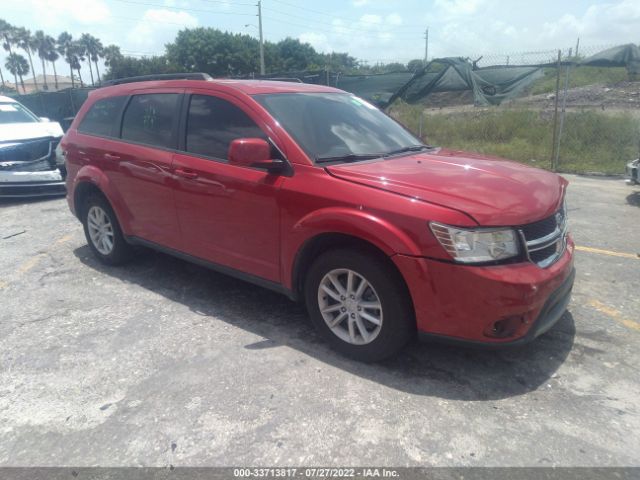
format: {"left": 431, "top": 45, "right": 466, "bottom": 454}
{"left": 0, "top": 174, "right": 638, "bottom": 467}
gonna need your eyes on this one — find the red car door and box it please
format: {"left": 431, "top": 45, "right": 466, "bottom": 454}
{"left": 105, "top": 89, "right": 183, "bottom": 250}
{"left": 171, "top": 91, "right": 285, "bottom": 282}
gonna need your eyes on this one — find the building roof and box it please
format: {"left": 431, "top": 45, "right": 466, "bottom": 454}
{"left": 21, "top": 75, "right": 75, "bottom": 85}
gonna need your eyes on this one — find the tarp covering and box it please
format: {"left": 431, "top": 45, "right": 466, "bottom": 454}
{"left": 258, "top": 59, "right": 544, "bottom": 107}
{"left": 389, "top": 58, "right": 544, "bottom": 107}
{"left": 580, "top": 43, "right": 640, "bottom": 74}
{"left": 335, "top": 71, "right": 414, "bottom": 105}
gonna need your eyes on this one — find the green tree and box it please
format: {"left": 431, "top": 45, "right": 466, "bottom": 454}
{"left": 33, "top": 30, "right": 54, "bottom": 90}
{"left": 320, "top": 52, "right": 359, "bottom": 72}
{"left": 103, "top": 44, "right": 123, "bottom": 71}
{"left": 57, "top": 32, "right": 76, "bottom": 87}
{"left": 5, "top": 52, "right": 29, "bottom": 93}
{"left": 81, "top": 34, "right": 104, "bottom": 84}
{"left": 102, "top": 55, "right": 180, "bottom": 81}
{"left": 15, "top": 27, "right": 38, "bottom": 91}
{"left": 71, "top": 41, "right": 86, "bottom": 86}
{"left": 0, "top": 19, "right": 19, "bottom": 89}
{"left": 407, "top": 59, "right": 424, "bottom": 72}
{"left": 46, "top": 44, "right": 60, "bottom": 90}
{"left": 272, "top": 37, "right": 322, "bottom": 72}
{"left": 165, "top": 28, "right": 261, "bottom": 76}
{"left": 79, "top": 33, "right": 102, "bottom": 85}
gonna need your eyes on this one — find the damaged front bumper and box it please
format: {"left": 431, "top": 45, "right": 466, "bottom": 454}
{"left": 0, "top": 136, "right": 66, "bottom": 198}
{"left": 0, "top": 169, "right": 66, "bottom": 197}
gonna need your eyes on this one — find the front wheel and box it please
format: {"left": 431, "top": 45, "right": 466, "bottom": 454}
{"left": 304, "top": 249, "right": 415, "bottom": 362}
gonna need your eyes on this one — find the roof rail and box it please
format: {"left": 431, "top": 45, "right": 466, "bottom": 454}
{"left": 100, "top": 72, "right": 212, "bottom": 87}
{"left": 260, "top": 77, "right": 303, "bottom": 83}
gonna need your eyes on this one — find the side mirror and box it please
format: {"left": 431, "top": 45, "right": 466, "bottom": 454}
{"left": 39, "top": 117, "right": 51, "bottom": 122}
{"left": 228, "top": 138, "right": 286, "bottom": 174}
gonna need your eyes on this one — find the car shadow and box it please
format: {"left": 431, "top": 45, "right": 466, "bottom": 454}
{"left": 73, "top": 245, "right": 575, "bottom": 401}
{"left": 626, "top": 191, "right": 640, "bottom": 207}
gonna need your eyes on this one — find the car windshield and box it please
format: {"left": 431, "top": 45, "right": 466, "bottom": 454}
{"left": 0, "top": 102, "right": 39, "bottom": 124}
{"left": 253, "top": 92, "right": 423, "bottom": 163}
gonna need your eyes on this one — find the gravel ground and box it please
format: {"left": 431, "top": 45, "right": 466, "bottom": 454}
{"left": 0, "top": 174, "right": 639, "bottom": 467}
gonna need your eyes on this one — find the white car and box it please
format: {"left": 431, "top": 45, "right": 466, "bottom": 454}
{"left": 0, "top": 95, "right": 65, "bottom": 197}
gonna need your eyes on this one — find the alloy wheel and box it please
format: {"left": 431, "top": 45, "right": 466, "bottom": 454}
{"left": 317, "top": 268, "right": 383, "bottom": 345}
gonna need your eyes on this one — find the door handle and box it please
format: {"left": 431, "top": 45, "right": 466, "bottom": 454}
{"left": 175, "top": 168, "right": 198, "bottom": 180}
{"left": 104, "top": 153, "right": 121, "bottom": 160}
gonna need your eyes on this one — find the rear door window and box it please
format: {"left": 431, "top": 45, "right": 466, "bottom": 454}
{"left": 121, "top": 93, "right": 179, "bottom": 148}
{"left": 78, "top": 96, "right": 126, "bottom": 137}
{"left": 185, "top": 94, "right": 266, "bottom": 161}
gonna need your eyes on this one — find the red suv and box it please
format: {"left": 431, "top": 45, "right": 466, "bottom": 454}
{"left": 62, "top": 75, "right": 575, "bottom": 361}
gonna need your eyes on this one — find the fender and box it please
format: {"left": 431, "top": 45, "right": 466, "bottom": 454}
{"left": 73, "top": 164, "right": 134, "bottom": 235}
{"left": 282, "top": 206, "right": 423, "bottom": 290}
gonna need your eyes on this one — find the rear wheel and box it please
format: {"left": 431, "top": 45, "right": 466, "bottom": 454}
{"left": 82, "top": 194, "right": 132, "bottom": 265}
{"left": 305, "top": 248, "right": 414, "bottom": 362}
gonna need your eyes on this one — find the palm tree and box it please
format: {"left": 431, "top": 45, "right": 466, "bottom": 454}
{"left": 92, "top": 37, "right": 104, "bottom": 84}
{"left": 57, "top": 31, "right": 75, "bottom": 88}
{"left": 33, "top": 30, "right": 51, "bottom": 90}
{"left": 0, "top": 20, "right": 19, "bottom": 90}
{"left": 80, "top": 34, "right": 94, "bottom": 85}
{"left": 5, "top": 53, "right": 29, "bottom": 93}
{"left": 71, "top": 41, "right": 85, "bottom": 86}
{"left": 15, "top": 27, "right": 38, "bottom": 91}
{"left": 81, "top": 34, "right": 103, "bottom": 84}
{"left": 47, "top": 47, "right": 60, "bottom": 90}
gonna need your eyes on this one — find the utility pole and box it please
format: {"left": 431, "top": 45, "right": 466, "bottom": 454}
{"left": 258, "top": 0, "right": 265, "bottom": 75}
{"left": 424, "top": 27, "right": 429, "bottom": 64}
{"left": 575, "top": 37, "right": 580, "bottom": 59}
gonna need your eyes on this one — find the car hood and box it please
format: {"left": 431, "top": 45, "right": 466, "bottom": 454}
{"left": 0, "top": 122, "right": 63, "bottom": 142}
{"left": 326, "top": 148, "right": 567, "bottom": 226}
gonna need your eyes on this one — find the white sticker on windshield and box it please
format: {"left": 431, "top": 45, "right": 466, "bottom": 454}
{"left": 0, "top": 105, "right": 18, "bottom": 112}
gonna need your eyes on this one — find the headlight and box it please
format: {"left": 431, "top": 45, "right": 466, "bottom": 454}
{"left": 429, "top": 222, "right": 520, "bottom": 264}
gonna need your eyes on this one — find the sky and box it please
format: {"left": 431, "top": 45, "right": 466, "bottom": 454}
{"left": 1, "top": 0, "right": 639, "bottom": 80}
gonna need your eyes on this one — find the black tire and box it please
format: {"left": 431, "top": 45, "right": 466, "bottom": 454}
{"left": 82, "top": 193, "right": 132, "bottom": 266}
{"left": 304, "top": 248, "right": 415, "bottom": 362}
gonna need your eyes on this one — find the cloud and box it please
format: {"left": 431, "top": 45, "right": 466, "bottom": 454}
{"left": 434, "top": 0, "right": 485, "bottom": 16}
{"left": 298, "top": 12, "right": 405, "bottom": 62}
{"left": 299, "top": 32, "right": 332, "bottom": 52}
{"left": 541, "top": 0, "right": 640, "bottom": 45}
{"left": 25, "top": 0, "right": 111, "bottom": 26}
{"left": 127, "top": 9, "right": 198, "bottom": 51}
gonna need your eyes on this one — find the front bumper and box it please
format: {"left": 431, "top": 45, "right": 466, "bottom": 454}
{"left": 392, "top": 237, "right": 575, "bottom": 345}
{"left": 0, "top": 169, "right": 66, "bottom": 197}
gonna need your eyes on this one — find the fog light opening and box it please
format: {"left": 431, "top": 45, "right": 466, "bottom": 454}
{"left": 484, "top": 316, "right": 524, "bottom": 339}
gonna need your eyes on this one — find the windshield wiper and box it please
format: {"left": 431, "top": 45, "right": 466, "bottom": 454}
{"left": 316, "top": 153, "right": 383, "bottom": 164}
{"left": 384, "top": 145, "right": 432, "bottom": 157}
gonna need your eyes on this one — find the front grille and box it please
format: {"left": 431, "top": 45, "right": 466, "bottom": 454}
{"left": 0, "top": 137, "right": 58, "bottom": 171}
{"left": 520, "top": 215, "right": 557, "bottom": 239}
{"left": 519, "top": 200, "right": 568, "bottom": 268}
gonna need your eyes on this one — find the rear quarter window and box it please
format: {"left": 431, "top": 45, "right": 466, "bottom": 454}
{"left": 77, "top": 96, "right": 126, "bottom": 137}
{"left": 121, "top": 93, "right": 179, "bottom": 148}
